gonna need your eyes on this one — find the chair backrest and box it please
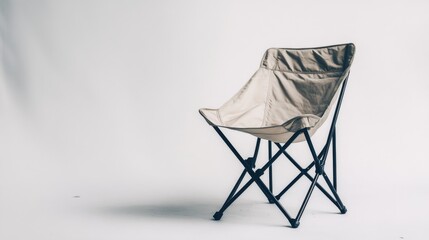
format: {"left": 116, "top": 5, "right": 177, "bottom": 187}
{"left": 257, "top": 44, "right": 355, "bottom": 133}
{"left": 260, "top": 44, "right": 355, "bottom": 74}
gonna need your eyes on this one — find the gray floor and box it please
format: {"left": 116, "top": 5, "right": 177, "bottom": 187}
{"left": 0, "top": 132, "right": 426, "bottom": 240}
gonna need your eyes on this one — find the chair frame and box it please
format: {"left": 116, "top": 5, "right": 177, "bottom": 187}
{"left": 210, "top": 75, "right": 350, "bottom": 228}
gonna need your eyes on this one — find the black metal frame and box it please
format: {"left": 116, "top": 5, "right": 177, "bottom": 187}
{"left": 211, "top": 76, "right": 349, "bottom": 228}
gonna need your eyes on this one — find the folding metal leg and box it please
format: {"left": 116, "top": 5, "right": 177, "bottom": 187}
{"left": 273, "top": 144, "right": 342, "bottom": 211}
{"left": 322, "top": 172, "right": 347, "bottom": 213}
{"left": 290, "top": 131, "right": 347, "bottom": 221}
{"left": 268, "top": 141, "right": 274, "bottom": 203}
{"left": 212, "top": 126, "right": 303, "bottom": 227}
{"left": 213, "top": 138, "right": 260, "bottom": 220}
{"left": 333, "top": 127, "right": 337, "bottom": 190}
{"left": 292, "top": 129, "right": 323, "bottom": 224}
{"left": 211, "top": 126, "right": 347, "bottom": 228}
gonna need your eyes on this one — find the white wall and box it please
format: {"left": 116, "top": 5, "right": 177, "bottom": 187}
{"left": 1, "top": 1, "right": 428, "bottom": 239}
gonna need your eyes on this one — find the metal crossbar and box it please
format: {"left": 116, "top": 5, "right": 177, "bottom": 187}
{"left": 273, "top": 143, "right": 341, "bottom": 209}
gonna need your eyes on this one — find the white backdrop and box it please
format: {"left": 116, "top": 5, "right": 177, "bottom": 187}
{"left": 1, "top": 1, "right": 429, "bottom": 239}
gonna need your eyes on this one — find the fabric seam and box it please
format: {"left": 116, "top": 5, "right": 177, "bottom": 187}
{"left": 216, "top": 110, "right": 224, "bottom": 125}
{"left": 260, "top": 66, "right": 343, "bottom": 74}
{"left": 260, "top": 69, "right": 272, "bottom": 127}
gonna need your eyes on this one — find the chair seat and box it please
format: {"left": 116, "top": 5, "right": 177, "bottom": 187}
{"left": 199, "top": 107, "right": 321, "bottom": 142}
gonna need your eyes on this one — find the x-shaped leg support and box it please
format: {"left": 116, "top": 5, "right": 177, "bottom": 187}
{"left": 273, "top": 142, "right": 344, "bottom": 212}
{"left": 211, "top": 126, "right": 346, "bottom": 228}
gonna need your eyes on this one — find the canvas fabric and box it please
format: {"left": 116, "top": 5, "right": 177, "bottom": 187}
{"left": 200, "top": 44, "right": 355, "bottom": 142}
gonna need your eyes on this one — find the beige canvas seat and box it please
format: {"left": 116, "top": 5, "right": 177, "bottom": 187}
{"left": 199, "top": 43, "right": 355, "bottom": 228}
{"left": 200, "top": 44, "right": 354, "bottom": 142}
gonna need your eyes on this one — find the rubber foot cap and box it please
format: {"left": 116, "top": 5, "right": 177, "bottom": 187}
{"left": 213, "top": 212, "right": 223, "bottom": 220}
{"left": 291, "top": 220, "right": 300, "bottom": 228}
{"left": 340, "top": 206, "right": 347, "bottom": 214}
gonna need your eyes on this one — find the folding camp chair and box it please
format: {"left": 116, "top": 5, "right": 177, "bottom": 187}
{"left": 199, "top": 43, "right": 355, "bottom": 228}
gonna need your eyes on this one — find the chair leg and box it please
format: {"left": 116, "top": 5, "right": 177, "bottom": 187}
{"left": 321, "top": 172, "right": 347, "bottom": 213}
{"left": 212, "top": 126, "right": 301, "bottom": 227}
{"left": 213, "top": 169, "right": 247, "bottom": 220}
{"left": 303, "top": 129, "right": 347, "bottom": 215}
{"left": 283, "top": 129, "right": 325, "bottom": 223}
{"left": 326, "top": 127, "right": 346, "bottom": 213}
{"left": 213, "top": 175, "right": 257, "bottom": 220}
{"left": 214, "top": 138, "right": 261, "bottom": 220}
{"left": 215, "top": 158, "right": 294, "bottom": 225}
{"left": 274, "top": 143, "right": 342, "bottom": 211}
{"left": 333, "top": 127, "right": 337, "bottom": 190}
{"left": 211, "top": 126, "right": 345, "bottom": 227}
{"left": 268, "top": 141, "right": 274, "bottom": 203}
{"left": 294, "top": 173, "right": 320, "bottom": 225}
{"left": 255, "top": 177, "right": 297, "bottom": 227}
